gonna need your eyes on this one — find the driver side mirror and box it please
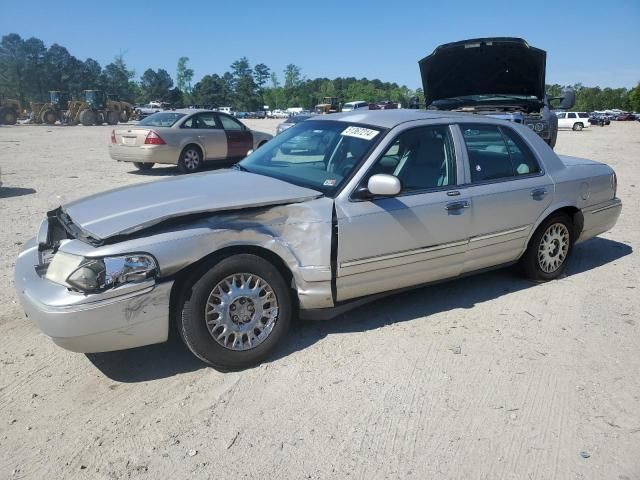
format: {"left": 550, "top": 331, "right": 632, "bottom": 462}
{"left": 353, "top": 174, "right": 401, "bottom": 199}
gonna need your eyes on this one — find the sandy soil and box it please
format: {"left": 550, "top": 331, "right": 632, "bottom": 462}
{"left": 0, "top": 119, "right": 638, "bottom": 480}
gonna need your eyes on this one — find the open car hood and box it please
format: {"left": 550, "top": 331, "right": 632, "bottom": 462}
{"left": 419, "top": 37, "right": 546, "bottom": 105}
{"left": 62, "top": 169, "right": 322, "bottom": 240}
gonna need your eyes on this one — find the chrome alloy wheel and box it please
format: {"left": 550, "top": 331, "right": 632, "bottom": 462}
{"left": 537, "top": 223, "right": 570, "bottom": 273}
{"left": 204, "top": 273, "right": 279, "bottom": 351}
{"left": 183, "top": 149, "right": 200, "bottom": 170}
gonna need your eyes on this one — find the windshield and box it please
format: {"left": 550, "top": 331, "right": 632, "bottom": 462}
{"left": 137, "top": 112, "right": 185, "bottom": 127}
{"left": 239, "top": 120, "right": 384, "bottom": 195}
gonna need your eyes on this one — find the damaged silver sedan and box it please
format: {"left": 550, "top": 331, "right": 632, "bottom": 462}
{"left": 15, "top": 110, "right": 622, "bottom": 369}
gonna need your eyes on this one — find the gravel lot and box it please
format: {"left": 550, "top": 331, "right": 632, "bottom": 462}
{"left": 0, "top": 119, "right": 638, "bottom": 479}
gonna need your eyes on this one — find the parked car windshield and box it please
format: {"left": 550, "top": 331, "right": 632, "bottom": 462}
{"left": 137, "top": 112, "right": 185, "bottom": 127}
{"left": 239, "top": 120, "right": 383, "bottom": 195}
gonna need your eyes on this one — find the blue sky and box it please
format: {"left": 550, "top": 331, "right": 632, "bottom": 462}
{"left": 1, "top": 0, "right": 639, "bottom": 89}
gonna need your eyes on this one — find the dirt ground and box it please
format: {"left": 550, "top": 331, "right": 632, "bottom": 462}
{"left": 0, "top": 119, "right": 638, "bottom": 480}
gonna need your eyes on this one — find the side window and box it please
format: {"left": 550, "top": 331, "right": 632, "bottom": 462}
{"left": 501, "top": 128, "right": 541, "bottom": 176}
{"left": 366, "top": 125, "right": 456, "bottom": 192}
{"left": 182, "top": 113, "right": 218, "bottom": 129}
{"left": 556, "top": 113, "right": 566, "bottom": 119}
{"left": 567, "top": 112, "right": 577, "bottom": 119}
{"left": 181, "top": 116, "right": 195, "bottom": 128}
{"left": 578, "top": 112, "right": 589, "bottom": 118}
{"left": 461, "top": 124, "right": 514, "bottom": 182}
{"left": 218, "top": 114, "right": 244, "bottom": 131}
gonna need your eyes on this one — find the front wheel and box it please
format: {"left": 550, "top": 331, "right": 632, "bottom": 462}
{"left": 178, "top": 146, "right": 202, "bottom": 173}
{"left": 520, "top": 213, "right": 573, "bottom": 281}
{"left": 79, "top": 109, "right": 96, "bottom": 126}
{"left": 178, "top": 254, "right": 292, "bottom": 369}
{"left": 572, "top": 122, "right": 584, "bottom": 131}
{"left": 0, "top": 108, "right": 18, "bottom": 125}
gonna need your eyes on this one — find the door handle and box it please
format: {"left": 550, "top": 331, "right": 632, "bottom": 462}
{"left": 531, "top": 188, "right": 547, "bottom": 198}
{"left": 446, "top": 190, "right": 460, "bottom": 196}
{"left": 445, "top": 201, "right": 470, "bottom": 211}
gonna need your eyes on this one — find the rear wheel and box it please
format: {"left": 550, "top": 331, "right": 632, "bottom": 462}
{"left": 178, "top": 146, "right": 202, "bottom": 173}
{"left": 0, "top": 108, "right": 18, "bottom": 125}
{"left": 133, "top": 162, "right": 154, "bottom": 170}
{"left": 520, "top": 213, "right": 573, "bottom": 281}
{"left": 178, "top": 254, "right": 292, "bottom": 369}
{"left": 572, "top": 122, "right": 584, "bottom": 131}
{"left": 79, "top": 109, "right": 96, "bottom": 126}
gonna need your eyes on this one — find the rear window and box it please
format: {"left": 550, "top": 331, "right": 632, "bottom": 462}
{"left": 461, "top": 124, "right": 540, "bottom": 182}
{"left": 578, "top": 112, "right": 589, "bottom": 118}
{"left": 137, "top": 112, "right": 185, "bottom": 127}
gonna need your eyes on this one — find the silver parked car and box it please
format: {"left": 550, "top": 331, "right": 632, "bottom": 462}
{"left": 16, "top": 110, "right": 622, "bottom": 369}
{"left": 109, "top": 110, "right": 273, "bottom": 173}
{"left": 275, "top": 114, "right": 313, "bottom": 135}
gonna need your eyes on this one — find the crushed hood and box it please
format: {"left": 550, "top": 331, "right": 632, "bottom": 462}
{"left": 419, "top": 37, "right": 546, "bottom": 105}
{"left": 62, "top": 169, "right": 322, "bottom": 240}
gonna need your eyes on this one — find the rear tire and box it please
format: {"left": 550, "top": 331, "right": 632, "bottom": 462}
{"left": 133, "top": 162, "right": 154, "bottom": 170}
{"left": 520, "top": 213, "right": 574, "bottom": 282}
{"left": 0, "top": 108, "right": 18, "bottom": 125}
{"left": 572, "top": 122, "right": 584, "bottom": 131}
{"left": 79, "top": 109, "right": 96, "bottom": 126}
{"left": 178, "top": 254, "right": 292, "bottom": 370}
{"left": 107, "top": 111, "right": 119, "bottom": 125}
{"left": 178, "top": 146, "right": 203, "bottom": 173}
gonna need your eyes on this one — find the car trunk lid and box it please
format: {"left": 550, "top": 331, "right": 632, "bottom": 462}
{"left": 112, "top": 127, "right": 152, "bottom": 147}
{"left": 419, "top": 37, "right": 547, "bottom": 105}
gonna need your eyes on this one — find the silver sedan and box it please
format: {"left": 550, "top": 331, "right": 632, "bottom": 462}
{"left": 109, "top": 110, "right": 273, "bottom": 173}
{"left": 16, "top": 110, "right": 621, "bottom": 369}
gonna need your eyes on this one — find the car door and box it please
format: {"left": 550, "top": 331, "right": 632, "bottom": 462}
{"left": 456, "top": 123, "right": 553, "bottom": 273}
{"left": 216, "top": 113, "right": 253, "bottom": 159}
{"left": 335, "top": 124, "right": 471, "bottom": 301}
{"left": 566, "top": 112, "right": 578, "bottom": 128}
{"left": 556, "top": 112, "right": 568, "bottom": 128}
{"left": 181, "top": 113, "right": 226, "bottom": 160}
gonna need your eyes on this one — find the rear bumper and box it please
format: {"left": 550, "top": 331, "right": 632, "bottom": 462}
{"left": 15, "top": 239, "right": 172, "bottom": 353}
{"left": 109, "top": 144, "right": 178, "bottom": 165}
{"left": 577, "top": 197, "right": 622, "bottom": 244}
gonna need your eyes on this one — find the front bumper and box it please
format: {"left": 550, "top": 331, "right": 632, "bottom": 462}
{"left": 15, "top": 238, "right": 173, "bottom": 353}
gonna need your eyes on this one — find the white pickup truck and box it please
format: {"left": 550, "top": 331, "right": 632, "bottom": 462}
{"left": 556, "top": 111, "right": 591, "bottom": 131}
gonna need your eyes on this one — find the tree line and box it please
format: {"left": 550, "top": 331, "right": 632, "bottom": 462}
{"left": 2, "top": 33, "right": 639, "bottom": 112}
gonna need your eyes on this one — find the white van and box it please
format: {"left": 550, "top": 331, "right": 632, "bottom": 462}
{"left": 218, "top": 106, "right": 235, "bottom": 115}
{"left": 342, "top": 101, "right": 369, "bottom": 112}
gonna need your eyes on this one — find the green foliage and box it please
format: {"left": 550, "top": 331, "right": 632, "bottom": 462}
{"left": 546, "top": 83, "right": 635, "bottom": 112}
{"left": 140, "top": 68, "right": 174, "bottom": 102}
{"left": 176, "top": 56, "right": 194, "bottom": 94}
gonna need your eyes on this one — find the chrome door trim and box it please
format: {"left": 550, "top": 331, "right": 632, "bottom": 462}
{"left": 469, "top": 225, "right": 528, "bottom": 243}
{"left": 340, "top": 239, "right": 468, "bottom": 268}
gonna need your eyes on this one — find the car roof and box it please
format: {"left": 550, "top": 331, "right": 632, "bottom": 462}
{"left": 311, "top": 109, "right": 508, "bottom": 128}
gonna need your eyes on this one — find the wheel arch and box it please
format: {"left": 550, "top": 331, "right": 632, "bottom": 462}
{"left": 180, "top": 141, "right": 205, "bottom": 161}
{"left": 524, "top": 204, "right": 584, "bottom": 253}
{"left": 168, "top": 245, "right": 296, "bottom": 335}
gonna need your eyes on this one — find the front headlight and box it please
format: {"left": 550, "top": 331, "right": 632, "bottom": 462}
{"left": 45, "top": 252, "right": 157, "bottom": 293}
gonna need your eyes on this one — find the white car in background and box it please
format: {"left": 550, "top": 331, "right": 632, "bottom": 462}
{"left": 342, "top": 101, "right": 369, "bottom": 112}
{"left": 556, "top": 112, "right": 591, "bottom": 131}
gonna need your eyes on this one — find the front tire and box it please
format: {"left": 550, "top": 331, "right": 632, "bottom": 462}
{"left": 572, "top": 122, "right": 584, "bottom": 131}
{"left": 41, "top": 109, "right": 57, "bottom": 125}
{"left": 520, "top": 213, "right": 573, "bottom": 281}
{"left": 79, "top": 109, "right": 96, "bottom": 126}
{"left": 178, "top": 254, "right": 292, "bottom": 369}
{"left": 133, "top": 162, "right": 154, "bottom": 170}
{"left": 178, "top": 146, "right": 203, "bottom": 173}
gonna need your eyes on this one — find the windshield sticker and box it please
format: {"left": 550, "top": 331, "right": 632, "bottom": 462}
{"left": 341, "top": 126, "right": 379, "bottom": 141}
{"left": 323, "top": 179, "right": 337, "bottom": 186}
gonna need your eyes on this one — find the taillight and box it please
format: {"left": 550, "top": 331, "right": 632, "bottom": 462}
{"left": 612, "top": 171, "right": 617, "bottom": 198}
{"left": 110, "top": 130, "right": 116, "bottom": 144}
{"left": 144, "top": 131, "right": 166, "bottom": 145}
